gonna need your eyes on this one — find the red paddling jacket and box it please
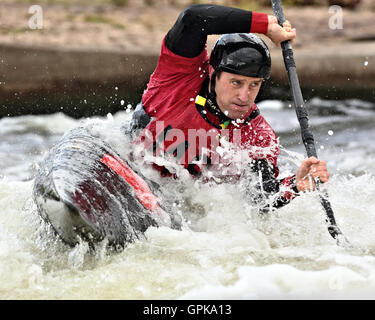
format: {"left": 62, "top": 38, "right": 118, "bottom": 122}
{"left": 134, "top": 5, "right": 298, "bottom": 209}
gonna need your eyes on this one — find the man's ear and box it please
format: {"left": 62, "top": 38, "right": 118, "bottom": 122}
{"left": 208, "top": 65, "right": 214, "bottom": 78}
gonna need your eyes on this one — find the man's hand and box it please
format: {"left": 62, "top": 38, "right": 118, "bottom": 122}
{"left": 266, "top": 15, "right": 296, "bottom": 46}
{"left": 296, "top": 157, "right": 330, "bottom": 192}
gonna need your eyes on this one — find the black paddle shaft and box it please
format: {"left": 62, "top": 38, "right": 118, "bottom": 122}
{"left": 270, "top": 0, "right": 349, "bottom": 245}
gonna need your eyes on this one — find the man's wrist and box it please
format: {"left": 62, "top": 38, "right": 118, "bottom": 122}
{"left": 291, "top": 176, "right": 300, "bottom": 194}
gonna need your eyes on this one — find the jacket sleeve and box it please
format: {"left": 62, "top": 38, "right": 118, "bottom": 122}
{"left": 242, "top": 114, "right": 299, "bottom": 211}
{"left": 249, "top": 159, "right": 299, "bottom": 211}
{"left": 165, "top": 4, "right": 269, "bottom": 58}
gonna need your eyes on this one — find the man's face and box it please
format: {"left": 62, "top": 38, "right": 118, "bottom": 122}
{"left": 210, "top": 69, "right": 263, "bottom": 120}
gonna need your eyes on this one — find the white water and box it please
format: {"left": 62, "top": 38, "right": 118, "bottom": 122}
{"left": 1, "top": 98, "right": 375, "bottom": 300}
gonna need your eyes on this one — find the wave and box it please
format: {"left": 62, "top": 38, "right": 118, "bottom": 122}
{"left": 0, "top": 97, "right": 374, "bottom": 299}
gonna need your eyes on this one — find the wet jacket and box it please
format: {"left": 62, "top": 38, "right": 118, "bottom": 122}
{"left": 135, "top": 5, "right": 298, "bottom": 209}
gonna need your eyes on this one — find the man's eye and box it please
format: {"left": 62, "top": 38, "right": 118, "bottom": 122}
{"left": 232, "top": 81, "right": 241, "bottom": 86}
{"left": 251, "top": 82, "right": 260, "bottom": 88}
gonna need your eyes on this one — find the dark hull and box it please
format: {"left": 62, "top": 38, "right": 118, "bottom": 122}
{"left": 33, "top": 124, "right": 173, "bottom": 247}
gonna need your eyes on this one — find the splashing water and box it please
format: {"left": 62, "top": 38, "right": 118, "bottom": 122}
{"left": 1, "top": 98, "right": 375, "bottom": 299}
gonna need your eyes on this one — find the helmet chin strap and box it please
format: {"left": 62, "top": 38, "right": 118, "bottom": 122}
{"left": 208, "top": 69, "right": 217, "bottom": 100}
{"left": 206, "top": 69, "right": 229, "bottom": 120}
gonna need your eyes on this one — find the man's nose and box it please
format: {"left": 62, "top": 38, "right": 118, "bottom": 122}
{"left": 238, "top": 87, "right": 250, "bottom": 103}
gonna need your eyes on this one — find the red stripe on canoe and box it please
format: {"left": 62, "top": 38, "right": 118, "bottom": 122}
{"left": 101, "top": 154, "right": 160, "bottom": 213}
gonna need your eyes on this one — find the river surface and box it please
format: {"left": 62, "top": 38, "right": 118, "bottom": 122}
{"left": 1, "top": 97, "right": 375, "bottom": 300}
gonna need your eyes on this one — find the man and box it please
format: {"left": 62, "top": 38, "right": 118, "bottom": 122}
{"left": 128, "top": 4, "right": 330, "bottom": 210}
{"left": 33, "top": 3, "right": 331, "bottom": 248}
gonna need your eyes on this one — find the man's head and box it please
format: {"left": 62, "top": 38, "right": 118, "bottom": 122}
{"left": 209, "top": 33, "right": 271, "bottom": 120}
{"left": 208, "top": 69, "right": 263, "bottom": 120}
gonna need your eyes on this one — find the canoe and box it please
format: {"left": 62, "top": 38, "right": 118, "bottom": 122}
{"left": 33, "top": 123, "right": 177, "bottom": 248}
